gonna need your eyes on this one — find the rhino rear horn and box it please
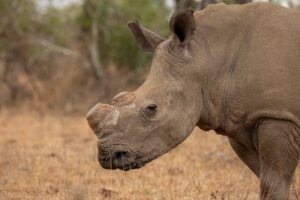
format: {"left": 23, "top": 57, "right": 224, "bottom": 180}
{"left": 128, "top": 20, "right": 165, "bottom": 52}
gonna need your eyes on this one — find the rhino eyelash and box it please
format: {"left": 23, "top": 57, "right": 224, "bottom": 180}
{"left": 140, "top": 107, "right": 157, "bottom": 122}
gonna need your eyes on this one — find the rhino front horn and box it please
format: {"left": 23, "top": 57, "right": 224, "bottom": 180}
{"left": 86, "top": 103, "right": 119, "bottom": 133}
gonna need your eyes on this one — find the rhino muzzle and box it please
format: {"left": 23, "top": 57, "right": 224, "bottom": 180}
{"left": 87, "top": 103, "right": 139, "bottom": 170}
{"left": 97, "top": 149, "right": 138, "bottom": 171}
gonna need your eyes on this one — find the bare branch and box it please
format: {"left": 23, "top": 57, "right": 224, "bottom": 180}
{"left": 33, "top": 39, "right": 81, "bottom": 58}
{"left": 30, "top": 38, "right": 91, "bottom": 70}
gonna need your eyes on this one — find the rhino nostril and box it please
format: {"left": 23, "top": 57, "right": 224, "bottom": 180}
{"left": 112, "top": 151, "right": 129, "bottom": 160}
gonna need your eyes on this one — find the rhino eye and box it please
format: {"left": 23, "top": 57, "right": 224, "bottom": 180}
{"left": 146, "top": 104, "right": 157, "bottom": 113}
{"left": 141, "top": 104, "right": 158, "bottom": 121}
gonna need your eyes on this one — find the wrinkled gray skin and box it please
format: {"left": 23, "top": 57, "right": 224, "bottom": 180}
{"left": 87, "top": 3, "right": 300, "bottom": 200}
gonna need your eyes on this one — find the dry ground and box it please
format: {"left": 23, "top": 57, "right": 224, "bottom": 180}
{"left": 0, "top": 110, "right": 300, "bottom": 200}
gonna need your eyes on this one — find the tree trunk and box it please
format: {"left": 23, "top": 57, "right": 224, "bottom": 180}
{"left": 89, "top": 18, "right": 103, "bottom": 79}
{"left": 3, "top": 57, "right": 18, "bottom": 103}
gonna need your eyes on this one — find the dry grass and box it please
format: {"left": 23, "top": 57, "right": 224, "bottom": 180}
{"left": 0, "top": 110, "right": 300, "bottom": 200}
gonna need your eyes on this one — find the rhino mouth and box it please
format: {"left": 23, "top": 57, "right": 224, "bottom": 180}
{"left": 97, "top": 151, "right": 147, "bottom": 171}
{"left": 97, "top": 150, "right": 155, "bottom": 171}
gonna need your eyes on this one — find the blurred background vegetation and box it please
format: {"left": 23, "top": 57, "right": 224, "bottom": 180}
{"left": 0, "top": 0, "right": 299, "bottom": 113}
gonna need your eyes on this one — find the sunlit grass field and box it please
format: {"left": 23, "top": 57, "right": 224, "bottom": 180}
{"left": 1, "top": 110, "right": 300, "bottom": 200}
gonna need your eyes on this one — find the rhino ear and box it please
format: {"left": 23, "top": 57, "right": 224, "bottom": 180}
{"left": 128, "top": 20, "right": 165, "bottom": 52}
{"left": 170, "top": 9, "right": 196, "bottom": 46}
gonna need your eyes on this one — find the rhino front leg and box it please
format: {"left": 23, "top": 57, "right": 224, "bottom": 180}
{"left": 257, "top": 119, "right": 300, "bottom": 200}
{"left": 228, "top": 138, "right": 260, "bottom": 177}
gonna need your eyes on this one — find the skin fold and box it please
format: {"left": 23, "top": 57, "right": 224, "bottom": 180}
{"left": 87, "top": 3, "right": 300, "bottom": 199}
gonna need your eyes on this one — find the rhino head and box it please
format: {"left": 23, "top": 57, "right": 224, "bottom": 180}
{"left": 87, "top": 10, "right": 207, "bottom": 170}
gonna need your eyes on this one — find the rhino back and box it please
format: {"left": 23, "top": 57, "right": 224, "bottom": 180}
{"left": 236, "top": 3, "right": 300, "bottom": 127}
{"left": 195, "top": 3, "right": 300, "bottom": 129}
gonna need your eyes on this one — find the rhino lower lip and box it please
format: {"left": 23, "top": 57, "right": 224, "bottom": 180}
{"left": 98, "top": 151, "right": 141, "bottom": 171}
{"left": 98, "top": 160, "right": 139, "bottom": 171}
{"left": 98, "top": 156, "right": 148, "bottom": 171}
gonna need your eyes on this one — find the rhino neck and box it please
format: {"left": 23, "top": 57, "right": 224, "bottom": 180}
{"left": 195, "top": 5, "right": 247, "bottom": 134}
